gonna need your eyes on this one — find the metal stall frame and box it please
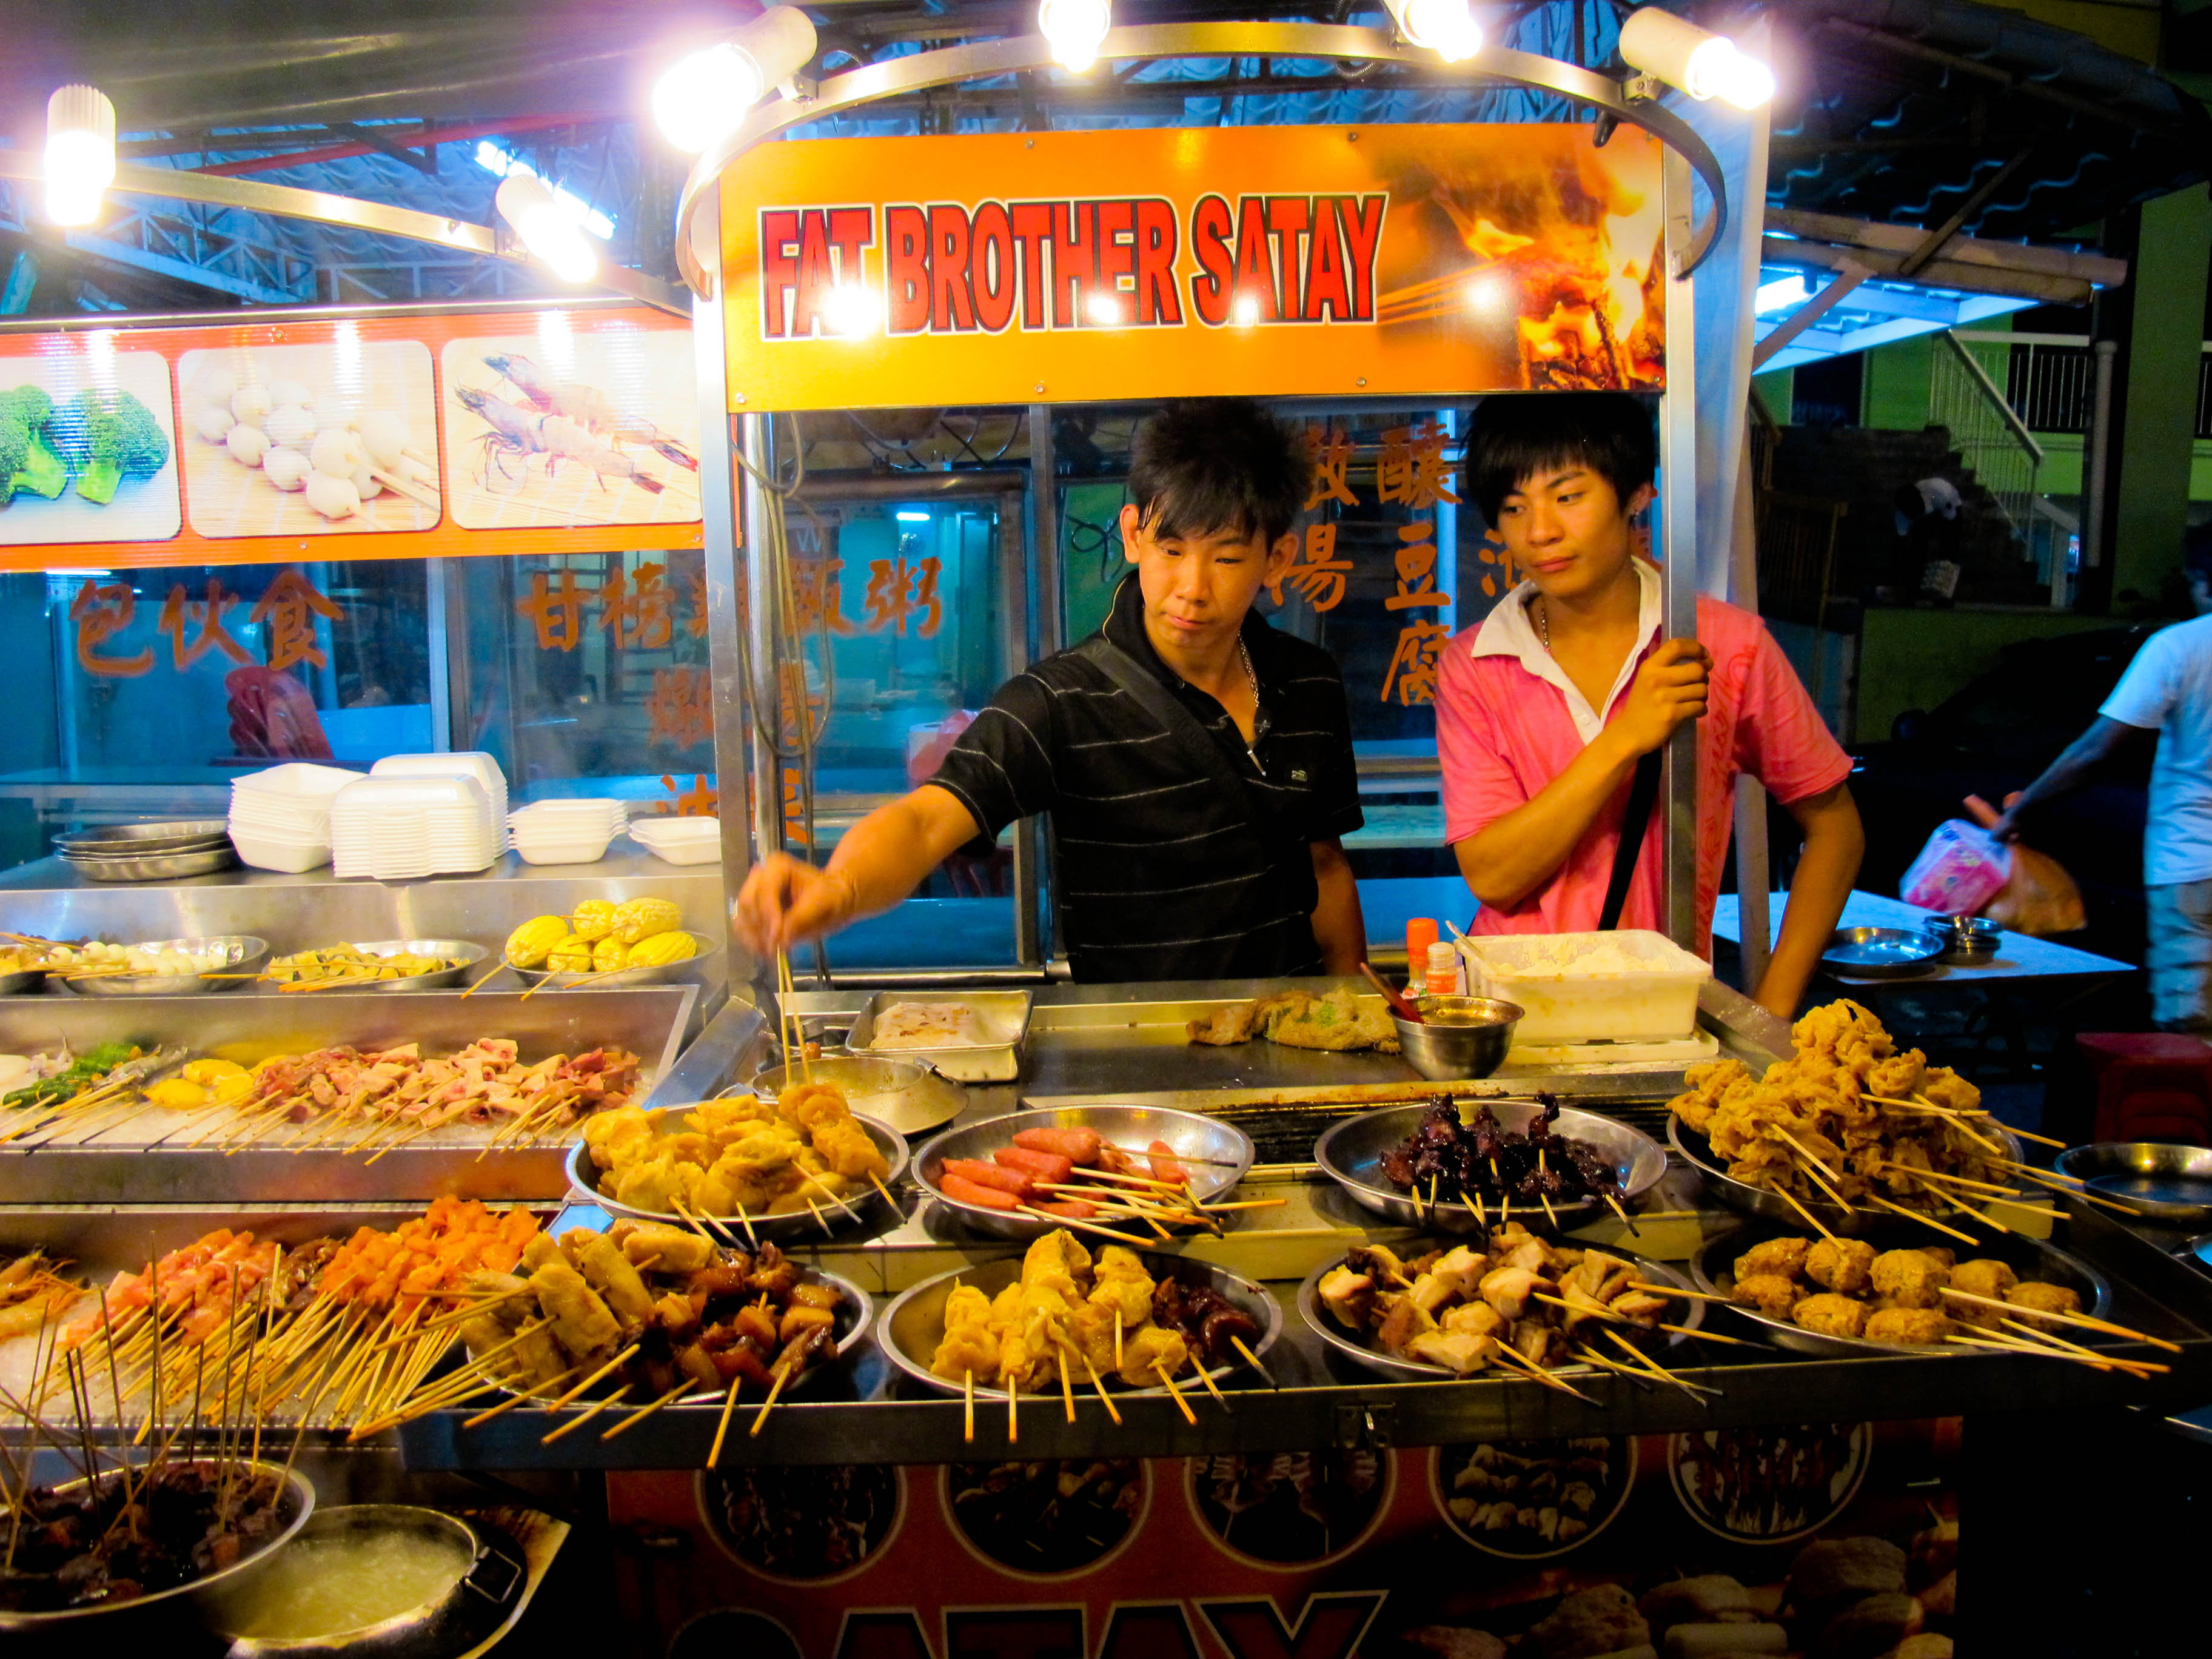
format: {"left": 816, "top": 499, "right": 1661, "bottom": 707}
{"left": 684, "top": 20, "right": 1737, "bottom": 993}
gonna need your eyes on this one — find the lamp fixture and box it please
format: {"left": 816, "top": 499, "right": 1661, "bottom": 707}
{"left": 495, "top": 172, "right": 598, "bottom": 284}
{"left": 45, "top": 85, "right": 116, "bottom": 229}
{"left": 1039, "top": 0, "right": 1112, "bottom": 73}
{"left": 1617, "top": 7, "right": 1774, "bottom": 109}
{"left": 652, "top": 5, "right": 820, "bottom": 155}
{"left": 1386, "top": 0, "right": 1483, "bottom": 64}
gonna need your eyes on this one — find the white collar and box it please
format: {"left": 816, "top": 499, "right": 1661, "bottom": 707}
{"left": 1467, "top": 560, "right": 1662, "bottom": 743}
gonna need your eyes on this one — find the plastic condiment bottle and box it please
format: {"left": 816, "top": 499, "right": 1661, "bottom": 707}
{"left": 1406, "top": 917, "right": 1439, "bottom": 977}
{"left": 1424, "top": 940, "right": 1461, "bottom": 998}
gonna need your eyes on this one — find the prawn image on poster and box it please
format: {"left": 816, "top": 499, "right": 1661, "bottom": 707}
{"left": 440, "top": 328, "right": 702, "bottom": 530}
{"left": 0, "top": 346, "right": 181, "bottom": 545}
{"left": 176, "top": 340, "right": 441, "bottom": 538}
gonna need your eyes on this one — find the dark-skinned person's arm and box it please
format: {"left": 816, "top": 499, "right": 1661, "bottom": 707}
{"left": 1989, "top": 717, "right": 2154, "bottom": 841}
{"left": 1453, "top": 638, "right": 1711, "bottom": 908}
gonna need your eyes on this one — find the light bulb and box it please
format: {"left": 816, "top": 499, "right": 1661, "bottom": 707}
{"left": 1039, "top": 0, "right": 1111, "bottom": 73}
{"left": 1618, "top": 7, "right": 1774, "bottom": 109}
{"left": 45, "top": 85, "right": 116, "bottom": 229}
{"left": 1391, "top": 0, "right": 1483, "bottom": 64}
{"left": 651, "top": 6, "right": 819, "bottom": 153}
{"left": 496, "top": 173, "right": 598, "bottom": 284}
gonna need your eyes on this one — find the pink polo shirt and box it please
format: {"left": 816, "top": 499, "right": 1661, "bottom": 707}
{"left": 1436, "top": 561, "right": 1851, "bottom": 953}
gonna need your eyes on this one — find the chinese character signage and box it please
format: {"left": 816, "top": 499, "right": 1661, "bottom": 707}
{"left": 0, "top": 303, "right": 700, "bottom": 572}
{"left": 720, "top": 123, "right": 1663, "bottom": 410}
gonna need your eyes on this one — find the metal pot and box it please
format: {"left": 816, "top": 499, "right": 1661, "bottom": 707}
{"left": 1391, "top": 996, "right": 1523, "bottom": 1081}
{"left": 204, "top": 1504, "right": 527, "bottom": 1659}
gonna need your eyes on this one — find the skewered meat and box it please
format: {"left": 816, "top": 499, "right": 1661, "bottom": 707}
{"left": 1478, "top": 1265, "right": 1541, "bottom": 1319}
{"left": 1865, "top": 1308, "right": 1950, "bottom": 1345}
{"left": 1792, "top": 1293, "right": 1869, "bottom": 1338}
{"left": 1316, "top": 1264, "right": 1375, "bottom": 1328}
{"left": 1870, "top": 1251, "right": 1948, "bottom": 1310}
{"left": 1405, "top": 1329, "right": 1498, "bottom": 1375}
{"left": 1377, "top": 1096, "right": 1622, "bottom": 1212}
{"left": 1804, "top": 1237, "right": 1875, "bottom": 1295}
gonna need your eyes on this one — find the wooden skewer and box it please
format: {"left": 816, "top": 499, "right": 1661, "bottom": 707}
{"left": 1055, "top": 1348, "right": 1076, "bottom": 1423}
{"left": 541, "top": 1385, "right": 632, "bottom": 1443}
{"left": 1943, "top": 1329, "right": 2140, "bottom": 1373}
{"left": 1999, "top": 1318, "right": 2166, "bottom": 1375}
{"left": 1603, "top": 1193, "right": 1640, "bottom": 1235}
{"left": 1875, "top": 1162, "right": 2022, "bottom": 1198}
{"left": 1230, "top": 1334, "right": 1276, "bottom": 1387}
{"left": 962, "top": 1369, "right": 974, "bottom": 1443}
{"left": 1153, "top": 1364, "right": 1197, "bottom": 1424}
{"left": 1014, "top": 1206, "right": 1151, "bottom": 1247}
{"left": 1606, "top": 1327, "right": 1719, "bottom": 1398}
{"left": 1005, "top": 1378, "right": 1017, "bottom": 1444}
{"left": 1114, "top": 1310, "right": 1124, "bottom": 1374}
{"left": 1664, "top": 1320, "right": 1758, "bottom": 1346}
{"left": 748, "top": 1364, "right": 791, "bottom": 1438}
{"left": 1487, "top": 1341, "right": 1596, "bottom": 1403}
{"left": 1797, "top": 1160, "right": 1858, "bottom": 1216}
{"left": 545, "top": 1344, "right": 640, "bottom": 1411}
{"left": 1997, "top": 1161, "right": 2145, "bottom": 1216}
{"left": 1191, "top": 1363, "right": 1231, "bottom": 1412}
{"left": 1867, "top": 1195, "right": 1979, "bottom": 1244}
{"left": 1633, "top": 1208, "right": 1705, "bottom": 1219}
{"left": 1937, "top": 1287, "right": 2184, "bottom": 1353}
{"left": 708, "top": 1373, "right": 746, "bottom": 1468}
{"left": 1769, "top": 1182, "right": 1839, "bottom": 1244}
{"left": 602, "top": 1380, "right": 695, "bottom": 1441}
{"left": 1941, "top": 1193, "right": 2012, "bottom": 1235}
{"left": 1624, "top": 1280, "right": 1733, "bottom": 1305}
{"left": 1773, "top": 1128, "right": 1841, "bottom": 1184}
{"left": 1072, "top": 1347, "right": 1121, "bottom": 1424}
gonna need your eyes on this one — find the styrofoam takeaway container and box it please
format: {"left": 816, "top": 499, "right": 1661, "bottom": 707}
{"left": 1456, "top": 928, "right": 1710, "bottom": 1043}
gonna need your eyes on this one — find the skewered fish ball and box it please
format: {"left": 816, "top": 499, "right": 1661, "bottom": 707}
{"left": 1865, "top": 1307, "right": 1951, "bottom": 1345}
{"left": 1805, "top": 1236, "right": 1876, "bottom": 1295}
{"left": 1949, "top": 1258, "right": 2018, "bottom": 1301}
{"left": 1870, "top": 1250, "right": 1948, "bottom": 1310}
{"left": 1731, "top": 1273, "right": 1801, "bottom": 1321}
{"left": 1734, "top": 1236, "right": 1811, "bottom": 1282}
{"left": 1791, "top": 1293, "right": 1869, "bottom": 1338}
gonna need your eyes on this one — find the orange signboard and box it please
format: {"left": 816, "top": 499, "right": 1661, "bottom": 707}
{"left": 0, "top": 303, "right": 702, "bottom": 572}
{"left": 719, "top": 123, "right": 1664, "bottom": 412}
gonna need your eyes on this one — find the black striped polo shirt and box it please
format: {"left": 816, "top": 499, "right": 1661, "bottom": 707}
{"left": 929, "top": 575, "right": 1364, "bottom": 982}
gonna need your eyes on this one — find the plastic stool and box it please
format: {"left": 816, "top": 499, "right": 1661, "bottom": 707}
{"left": 2076, "top": 1033, "right": 2212, "bottom": 1145}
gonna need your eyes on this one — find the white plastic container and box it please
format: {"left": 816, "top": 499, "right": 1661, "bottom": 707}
{"left": 628, "top": 816, "right": 722, "bottom": 865}
{"left": 1456, "top": 928, "right": 1709, "bottom": 1043}
{"left": 229, "top": 830, "right": 333, "bottom": 873}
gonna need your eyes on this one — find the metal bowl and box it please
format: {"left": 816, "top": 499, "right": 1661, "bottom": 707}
{"left": 0, "top": 1458, "right": 314, "bottom": 1635}
{"left": 56, "top": 935, "right": 271, "bottom": 996}
{"left": 565, "top": 1101, "right": 908, "bottom": 1243}
{"left": 508, "top": 931, "right": 720, "bottom": 990}
{"left": 1669, "top": 1115, "right": 2023, "bottom": 1236}
{"left": 1820, "top": 926, "right": 1944, "bottom": 979}
{"left": 2055, "top": 1141, "right": 2212, "bottom": 1226}
{"left": 61, "top": 844, "right": 239, "bottom": 882}
{"left": 913, "top": 1106, "right": 1256, "bottom": 1241}
{"left": 264, "top": 939, "right": 489, "bottom": 993}
{"left": 1688, "top": 1219, "right": 2111, "bottom": 1358}
{"left": 0, "top": 967, "right": 46, "bottom": 996}
{"left": 1296, "top": 1250, "right": 1701, "bottom": 1382}
{"left": 53, "top": 819, "right": 231, "bottom": 856}
{"left": 747, "top": 1054, "right": 964, "bottom": 1136}
{"left": 879, "top": 1251, "right": 1281, "bottom": 1402}
{"left": 1392, "top": 997, "right": 1524, "bottom": 1082}
{"left": 1923, "top": 915, "right": 2003, "bottom": 964}
{"left": 1316, "top": 1099, "right": 1666, "bottom": 1233}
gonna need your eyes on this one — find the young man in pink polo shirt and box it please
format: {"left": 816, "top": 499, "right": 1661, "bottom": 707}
{"left": 1436, "top": 394, "right": 1863, "bottom": 1018}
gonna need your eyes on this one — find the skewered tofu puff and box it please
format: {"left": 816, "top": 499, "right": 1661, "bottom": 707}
{"left": 580, "top": 1084, "right": 890, "bottom": 1218}
{"left": 1718, "top": 1235, "right": 2085, "bottom": 1346}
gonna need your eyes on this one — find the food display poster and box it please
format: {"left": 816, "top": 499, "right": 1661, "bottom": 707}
{"left": 0, "top": 303, "right": 702, "bottom": 572}
{"left": 608, "top": 1418, "right": 1960, "bottom": 1658}
{"left": 718, "top": 122, "right": 1665, "bottom": 413}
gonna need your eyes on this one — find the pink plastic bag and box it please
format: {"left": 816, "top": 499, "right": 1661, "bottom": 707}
{"left": 1900, "top": 819, "right": 2013, "bottom": 915}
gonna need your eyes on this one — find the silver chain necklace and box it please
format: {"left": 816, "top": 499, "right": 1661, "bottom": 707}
{"left": 1535, "top": 596, "right": 1550, "bottom": 652}
{"left": 1235, "top": 638, "right": 1263, "bottom": 769}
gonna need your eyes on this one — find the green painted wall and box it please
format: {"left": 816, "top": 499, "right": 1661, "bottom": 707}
{"left": 1854, "top": 607, "right": 2120, "bottom": 744}
{"left": 1752, "top": 367, "right": 1793, "bottom": 424}
{"left": 1862, "top": 333, "right": 1937, "bottom": 431}
{"left": 2112, "top": 185, "right": 2212, "bottom": 602}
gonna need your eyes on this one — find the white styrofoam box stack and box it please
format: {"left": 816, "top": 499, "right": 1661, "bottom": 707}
{"left": 1455, "top": 928, "right": 1711, "bottom": 1044}
{"left": 508, "top": 799, "right": 628, "bottom": 865}
{"left": 369, "top": 752, "right": 508, "bottom": 841}
{"left": 329, "top": 773, "right": 499, "bottom": 879}
{"left": 628, "top": 814, "right": 722, "bottom": 866}
{"left": 227, "top": 761, "right": 363, "bottom": 873}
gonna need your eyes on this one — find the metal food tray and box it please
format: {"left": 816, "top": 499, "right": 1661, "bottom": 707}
{"left": 845, "top": 988, "right": 1033, "bottom": 1083}
{"left": 1688, "top": 1219, "right": 2112, "bottom": 1358}
{"left": 1295, "top": 1250, "right": 1702, "bottom": 1381}
{"left": 1316, "top": 1100, "right": 1667, "bottom": 1233}
{"left": 1669, "top": 1113, "right": 2025, "bottom": 1236}
{"left": 0, "top": 985, "right": 696, "bottom": 1204}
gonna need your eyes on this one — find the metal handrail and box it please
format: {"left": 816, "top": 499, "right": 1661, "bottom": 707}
{"left": 1939, "top": 329, "right": 2045, "bottom": 465}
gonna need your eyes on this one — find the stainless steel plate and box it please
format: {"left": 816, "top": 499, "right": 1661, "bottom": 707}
{"left": 879, "top": 1251, "right": 1281, "bottom": 1401}
{"left": 0, "top": 967, "right": 44, "bottom": 996}
{"left": 53, "top": 819, "right": 232, "bottom": 856}
{"left": 57, "top": 935, "right": 270, "bottom": 997}
{"left": 62, "top": 845, "right": 239, "bottom": 882}
{"left": 846, "top": 988, "right": 1034, "bottom": 1084}
{"left": 1820, "top": 927, "right": 1944, "bottom": 979}
{"left": 747, "top": 1054, "right": 964, "bottom": 1136}
{"left": 564, "top": 1102, "right": 909, "bottom": 1243}
{"left": 509, "top": 931, "right": 720, "bottom": 990}
{"left": 913, "top": 1105, "right": 1255, "bottom": 1240}
{"left": 1295, "top": 1250, "right": 1700, "bottom": 1381}
{"left": 266, "top": 939, "right": 489, "bottom": 993}
{"left": 1315, "top": 1099, "right": 1666, "bottom": 1233}
{"left": 2055, "top": 1141, "right": 2212, "bottom": 1225}
{"left": 1688, "top": 1219, "right": 2112, "bottom": 1358}
{"left": 1669, "top": 1114, "right": 2024, "bottom": 1236}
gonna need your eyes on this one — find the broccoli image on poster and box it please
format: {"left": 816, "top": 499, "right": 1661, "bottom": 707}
{"left": 0, "top": 349, "right": 182, "bottom": 545}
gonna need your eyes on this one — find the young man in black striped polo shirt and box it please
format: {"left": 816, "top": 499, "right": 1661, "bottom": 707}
{"left": 734, "top": 398, "right": 1367, "bottom": 983}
